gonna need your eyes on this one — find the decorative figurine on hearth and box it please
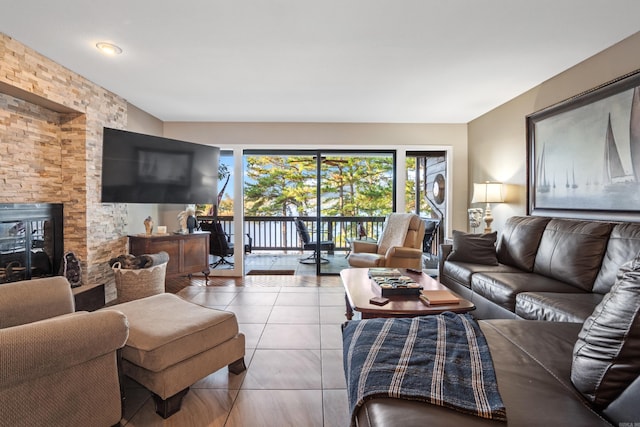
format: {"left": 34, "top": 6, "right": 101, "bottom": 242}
{"left": 144, "top": 216, "right": 154, "bottom": 235}
{"left": 59, "top": 251, "right": 82, "bottom": 288}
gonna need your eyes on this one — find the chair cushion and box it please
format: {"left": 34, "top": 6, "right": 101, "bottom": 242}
{"left": 447, "top": 230, "right": 498, "bottom": 265}
{"left": 304, "top": 240, "right": 335, "bottom": 251}
{"left": 106, "top": 293, "right": 239, "bottom": 372}
{"left": 571, "top": 256, "right": 640, "bottom": 408}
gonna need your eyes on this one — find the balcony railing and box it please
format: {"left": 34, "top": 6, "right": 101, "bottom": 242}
{"left": 198, "top": 215, "right": 441, "bottom": 255}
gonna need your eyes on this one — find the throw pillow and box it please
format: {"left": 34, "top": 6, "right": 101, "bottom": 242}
{"left": 447, "top": 230, "right": 498, "bottom": 265}
{"left": 571, "top": 255, "right": 640, "bottom": 408}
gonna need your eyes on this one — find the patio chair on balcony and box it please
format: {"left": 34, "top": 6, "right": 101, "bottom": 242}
{"left": 348, "top": 213, "right": 426, "bottom": 270}
{"left": 422, "top": 218, "right": 441, "bottom": 274}
{"left": 294, "top": 218, "right": 335, "bottom": 264}
{"left": 422, "top": 218, "right": 440, "bottom": 257}
{"left": 200, "top": 221, "right": 234, "bottom": 268}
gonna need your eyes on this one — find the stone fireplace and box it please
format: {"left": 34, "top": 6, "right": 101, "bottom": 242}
{"left": 0, "top": 33, "right": 130, "bottom": 300}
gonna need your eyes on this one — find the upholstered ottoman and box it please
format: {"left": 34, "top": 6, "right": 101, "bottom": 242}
{"left": 105, "top": 293, "right": 246, "bottom": 418}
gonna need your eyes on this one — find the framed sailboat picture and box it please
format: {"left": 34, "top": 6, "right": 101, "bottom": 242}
{"left": 527, "top": 69, "right": 640, "bottom": 221}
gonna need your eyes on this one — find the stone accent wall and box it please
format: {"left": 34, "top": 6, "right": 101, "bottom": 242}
{"left": 0, "top": 33, "right": 129, "bottom": 298}
{"left": 0, "top": 95, "right": 64, "bottom": 200}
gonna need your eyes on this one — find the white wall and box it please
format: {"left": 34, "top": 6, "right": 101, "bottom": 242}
{"left": 468, "top": 31, "right": 640, "bottom": 233}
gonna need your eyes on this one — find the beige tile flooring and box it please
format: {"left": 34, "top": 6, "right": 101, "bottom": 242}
{"left": 121, "top": 275, "right": 352, "bottom": 427}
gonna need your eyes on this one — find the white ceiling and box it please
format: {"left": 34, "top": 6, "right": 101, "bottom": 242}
{"left": 2, "top": 1, "right": 640, "bottom": 123}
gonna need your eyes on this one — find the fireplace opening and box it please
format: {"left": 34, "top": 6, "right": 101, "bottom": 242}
{"left": 0, "top": 204, "right": 63, "bottom": 284}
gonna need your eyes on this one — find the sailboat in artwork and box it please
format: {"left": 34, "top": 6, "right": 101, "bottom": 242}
{"left": 537, "top": 143, "right": 551, "bottom": 193}
{"left": 602, "top": 113, "right": 633, "bottom": 186}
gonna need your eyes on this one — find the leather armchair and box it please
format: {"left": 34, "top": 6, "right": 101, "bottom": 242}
{"left": 0, "top": 276, "right": 129, "bottom": 426}
{"left": 348, "top": 213, "right": 426, "bottom": 270}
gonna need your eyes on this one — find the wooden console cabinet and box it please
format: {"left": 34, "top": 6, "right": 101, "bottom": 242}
{"left": 128, "top": 232, "right": 210, "bottom": 280}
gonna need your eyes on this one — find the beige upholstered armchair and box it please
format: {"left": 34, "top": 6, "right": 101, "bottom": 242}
{"left": 348, "top": 213, "right": 426, "bottom": 270}
{"left": 0, "top": 276, "right": 129, "bottom": 426}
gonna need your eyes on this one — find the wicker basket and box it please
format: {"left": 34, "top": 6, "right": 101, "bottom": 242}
{"left": 112, "top": 261, "right": 167, "bottom": 303}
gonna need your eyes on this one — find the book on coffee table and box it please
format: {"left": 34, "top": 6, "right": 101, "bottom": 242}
{"left": 368, "top": 268, "right": 402, "bottom": 278}
{"left": 419, "top": 290, "right": 460, "bottom": 305}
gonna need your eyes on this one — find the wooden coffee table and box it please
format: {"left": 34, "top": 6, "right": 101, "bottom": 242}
{"left": 341, "top": 268, "right": 475, "bottom": 319}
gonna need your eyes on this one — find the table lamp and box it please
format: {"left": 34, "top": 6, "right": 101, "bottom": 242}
{"left": 471, "top": 182, "right": 504, "bottom": 233}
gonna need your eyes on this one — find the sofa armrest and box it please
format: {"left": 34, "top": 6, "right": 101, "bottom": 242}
{"left": 0, "top": 310, "right": 129, "bottom": 387}
{"left": 0, "top": 277, "right": 75, "bottom": 328}
{"left": 439, "top": 244, "right": 452, "bottom": 279}
{"left": 386, "top": 246, "right": 423, "bottom": 259}
{"left": 352, "top": 240, "right": 378, "bottom": 253}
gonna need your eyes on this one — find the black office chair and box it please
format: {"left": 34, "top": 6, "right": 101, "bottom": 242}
{"left": 294, "top": 218, "right": 335, "bottom": 264}
{"left": 422, "top": 218, "right": 440, "bottom": 274}
{"left": 422, "top": 219, "right": 440, "bottom": 256}
{"left": 201, "top": 221, "right": 235, "bottom": 268}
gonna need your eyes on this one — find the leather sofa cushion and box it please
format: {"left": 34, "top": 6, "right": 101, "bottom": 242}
{"left": 572, "top": 256, "right": 640, "bottom": 408}
{"left": 355, "top": 320, "right": 611, "bottom": 427}
{"left": 442, "top": 261, "right": 520, "bottom": 290}
{"left": 472, "top": 272, "right": 583, "bottom": 312}
{"left": 534, "top": 219, "right": 613, "bottom": 291}
{"left": 516, "top": 292, "right": 604, "bottom": 323}
{"left": 592, "top": 222, "right": 640, "bottom": 294}
{"left": 497, "top": 216, "right": 551, "bottom": 271}
{"left": 447, "top": 230, "right": 498, "bottom": 265}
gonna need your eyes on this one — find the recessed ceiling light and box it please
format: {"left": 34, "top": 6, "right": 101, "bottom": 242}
{"left": 96, "top": 42, "right": 122, "bottom": 55}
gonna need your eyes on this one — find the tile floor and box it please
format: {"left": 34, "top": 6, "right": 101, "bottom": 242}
{"left": 214, "top": 251, "right": 352, "bottom": 276}
{"left": 121, "top": 275, "right": 352, "bottom": 427}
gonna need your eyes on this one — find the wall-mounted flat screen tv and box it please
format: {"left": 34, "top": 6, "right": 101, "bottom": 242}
{"left": 101, "top": 127, "right": 219, "bottom": 204}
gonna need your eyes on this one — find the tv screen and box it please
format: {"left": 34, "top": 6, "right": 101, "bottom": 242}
{"left": 101, "top": 128, "right": 219, "bottom": 204}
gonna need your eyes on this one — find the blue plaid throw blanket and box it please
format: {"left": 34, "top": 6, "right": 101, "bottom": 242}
{"left": 343, "top": 312, "right": 506, "bottom": 425}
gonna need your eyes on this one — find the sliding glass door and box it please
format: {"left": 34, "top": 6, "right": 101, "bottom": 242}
{"left": 317, "top": 151, "right": 395, "bottom": 274}
{"left": 242, "top": 149, "right": 395, "bottom": 275}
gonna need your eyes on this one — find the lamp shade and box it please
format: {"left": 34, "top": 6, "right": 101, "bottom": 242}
{"left": 471, "top": 182, "right": 504, "bottom": 204}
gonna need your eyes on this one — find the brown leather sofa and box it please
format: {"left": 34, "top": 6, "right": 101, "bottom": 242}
{"left": 353, "top": 318, "right": 640, "bottom": 426}
{"left": 347, "top": 216, "right": 640, "bottom": 426}
{"left": 438, "top": 216, "right": 640, "bottom": 321}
